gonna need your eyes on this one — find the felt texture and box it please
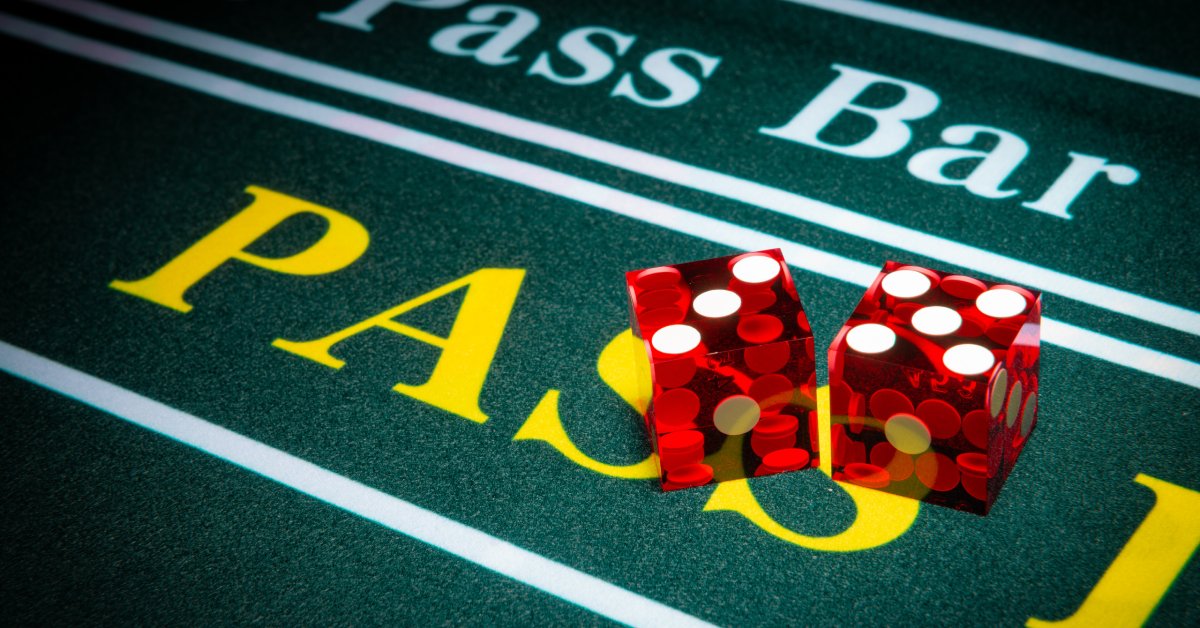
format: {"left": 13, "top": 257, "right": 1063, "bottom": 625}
{"left": 0, "top": 0, "right": 1196, "bottom": 625}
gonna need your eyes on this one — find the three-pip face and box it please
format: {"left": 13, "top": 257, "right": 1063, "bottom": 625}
{"left": 625, "top": 249, "right": 818, "bottom": 491}
{"left": 625, "top": 254, "right": 1041, "bottom": 512}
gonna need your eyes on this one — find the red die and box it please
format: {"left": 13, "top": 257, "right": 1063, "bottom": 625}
{"left": 828, "top": 261, "right": 1042, "bottom": 514}
{"left": 625, "top": 249, "right": 818, "bottom": 491}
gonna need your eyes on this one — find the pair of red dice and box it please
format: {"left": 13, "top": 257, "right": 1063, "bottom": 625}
{"left": 625, "top": 250, "right": 1041, "bottom": 515}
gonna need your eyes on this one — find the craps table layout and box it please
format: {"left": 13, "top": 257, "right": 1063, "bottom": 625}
{"left": 1, "top": 1, "right": 1197, "bottom": 625}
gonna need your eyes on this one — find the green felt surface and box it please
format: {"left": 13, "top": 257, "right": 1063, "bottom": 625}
{"left": 1, "top": 0, "right": 1197, "bottom": 625}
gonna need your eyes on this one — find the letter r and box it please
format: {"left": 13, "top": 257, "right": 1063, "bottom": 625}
{"left": 759, "top": 64, "right": 941, "bottom": 158}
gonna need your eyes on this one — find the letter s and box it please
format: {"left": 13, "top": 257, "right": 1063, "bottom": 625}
{"left": 611, "top": 47, "right": 721, "bottom": 108}
{"left": 528, "top": 26, "right": 637, "bottom": 87}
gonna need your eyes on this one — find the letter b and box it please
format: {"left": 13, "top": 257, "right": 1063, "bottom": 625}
{"left": 760, "top": 64, "right": 940, "bottom": 158}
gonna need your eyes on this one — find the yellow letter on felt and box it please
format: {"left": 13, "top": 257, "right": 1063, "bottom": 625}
{"left": 1027, "top": 474, "right": 1200, "bottom": 627}
{"left": 513, "top": 390, "right": 658, "bottom": 479}
{"left": 702, "top": 386, "right": 920, "bottom": 552}
{"left": 511, "top": 329, "right": 657, "bottom": 478}
{"left": 110, "top": 185, "right": 369, "bottom": 313}
{"left": 273, "top": 268, "right": 524, "bottom": 424}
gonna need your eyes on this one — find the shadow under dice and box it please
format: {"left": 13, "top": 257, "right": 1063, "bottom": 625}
{"left": 625, "top": 249, "right": 818, "bottom": 491}
{"left": 828, "top": 262, "right": 1042, "bottom": 514}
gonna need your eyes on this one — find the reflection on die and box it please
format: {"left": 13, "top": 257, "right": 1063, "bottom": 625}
{"left": 828, "top": 261, "right": 1042, "bottom": 514}
{"left": 625, "top": 249, "right": 818, "bottom": 492}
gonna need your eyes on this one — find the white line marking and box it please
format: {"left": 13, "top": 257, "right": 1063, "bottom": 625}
{"left": 0, "top": 340, "right": 715, "bottom": 628}
{"left": 780, "top": 0, "right": 1200, "bottom": 99}
{"left": 2, "top": 12, "right": 1198, "bottom": 391}
{"left": 26, "top": 0, "right": 1200, "bottom": 338}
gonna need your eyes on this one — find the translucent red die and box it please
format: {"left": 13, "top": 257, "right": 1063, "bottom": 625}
{"left": 828, "top": 261, "right": 1041, "bottom": 514}
{"left": 625, "top": 249, "right": 818, "bottom": 491}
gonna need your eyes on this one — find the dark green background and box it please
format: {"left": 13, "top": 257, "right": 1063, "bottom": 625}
{"left": 1, "top": 0, "right": 1196, "bottom": 624}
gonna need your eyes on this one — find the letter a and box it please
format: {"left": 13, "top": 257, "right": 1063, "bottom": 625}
{"left": 110, "top": 186, "right": 369, "bottom": 313}
{"left": 907, "top": 124, "right": 1029, "bottom": 199}
{"left": 429, "top": 5, "right": 540, "bottom": 66}
{"left": 273, "top": 269, "right": 525, "bottom": 424}
{"left": 319, "top": 0, "right": 471, "bottom": 32}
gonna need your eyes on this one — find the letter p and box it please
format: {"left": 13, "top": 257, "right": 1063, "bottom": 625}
{"left": 110, "top": 185, "right": 369, "bottom": 313}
